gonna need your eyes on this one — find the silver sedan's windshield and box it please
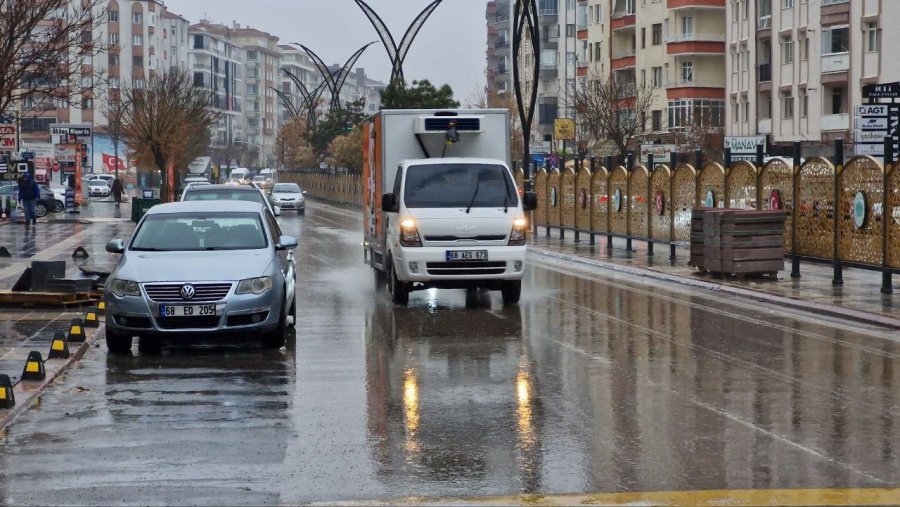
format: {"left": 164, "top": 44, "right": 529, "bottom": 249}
{"left": 272, "top": 183, "right": 300, "bottom": 193}
{"left": 131, "top": 212, "right": 268, "bottom": 251}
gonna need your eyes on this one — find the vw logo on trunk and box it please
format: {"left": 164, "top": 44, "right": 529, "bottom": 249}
{"left": 180, "top": 284, "right": 196, "bottom": 300}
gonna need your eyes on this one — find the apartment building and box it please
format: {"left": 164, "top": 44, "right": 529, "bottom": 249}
{"left": 727, "top": 0, "right": 894, "bottom": 153}
{"left": 279, "top": 45, "right": 324, "bottom": 125}
{"left": 189, "top": 22, "right": 244, "bottom": 148}
{"left": 231, "top": 24, "right": 281, "bottom": 167}
{"left": 486, "top": 1, "right": 512, "bottom": 98}
{"left": 19, "top": 0, "right": 190, "bottom": 147}
{"left": 587, "top": 0, "right": 727, "bottom": 143}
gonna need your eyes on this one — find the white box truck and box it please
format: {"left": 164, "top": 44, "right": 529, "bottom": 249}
{"left": 362, "top": 109, "right": 537, "bottom": 306}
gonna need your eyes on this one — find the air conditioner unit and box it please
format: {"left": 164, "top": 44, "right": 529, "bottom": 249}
{"left": 414, "top": 115, "right": 483, "bottom": 134}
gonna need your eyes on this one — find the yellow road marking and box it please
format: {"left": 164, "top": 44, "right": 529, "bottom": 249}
{"left": 329, "top": 488, "right": 900, "bottom": 506}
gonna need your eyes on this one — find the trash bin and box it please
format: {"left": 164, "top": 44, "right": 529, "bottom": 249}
{"left": 131, "top": 197, "right": 161, "bottom": 223}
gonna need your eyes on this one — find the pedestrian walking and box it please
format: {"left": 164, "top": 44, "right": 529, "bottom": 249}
{"left": 17, "top": 172, "right": 39, "bottom": 230}
{"left": 111, "top": 177, "right": 124, "bottom": 208}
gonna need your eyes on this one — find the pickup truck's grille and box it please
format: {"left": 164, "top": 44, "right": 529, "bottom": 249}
{"left": 424, "top": 235, "right": 507, "bottom": 242}
{"left": 144, "top": 283, "right": 232, "bottom": 302}
{"left": 426, "top": 261, "right": 506, "bottom": 276}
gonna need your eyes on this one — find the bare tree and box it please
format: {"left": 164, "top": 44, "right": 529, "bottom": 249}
{"left": 120, "top": 68, "right": 221, "bottom": 202}
{"left": 472, "top": 86, "right": 525, "bottom": 164}
{"left": 672, "top": 105, "right": 725, "bottom": 163}
{"left": 573, "top": 72, "right": 656, "bottom": 157}
{"left": 0, "top": 0, "right": 107, "bottom": 118}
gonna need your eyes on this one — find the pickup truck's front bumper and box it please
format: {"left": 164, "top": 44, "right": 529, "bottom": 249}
{"left": 393, "top": 245, "right": 526, "bottom": 283}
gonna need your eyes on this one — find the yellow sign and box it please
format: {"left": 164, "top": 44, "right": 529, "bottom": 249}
{"left": 554, "top": 118, "right": 575, "bottom": 141}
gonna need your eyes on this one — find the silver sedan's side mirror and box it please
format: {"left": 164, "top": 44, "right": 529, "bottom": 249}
{"left": 106, "top": 239, "right": 125, "bottom": 253}
{"left": 276, "top": 235, "right": 298, "bottom": 251}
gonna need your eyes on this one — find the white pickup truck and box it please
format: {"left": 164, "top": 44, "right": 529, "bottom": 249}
{"left": 362, "top": 109, "right": 537, "bottom": 306}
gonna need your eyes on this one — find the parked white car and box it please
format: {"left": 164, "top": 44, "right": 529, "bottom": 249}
{"left": 89, "top": 179, "right": 111, "bottom": 197}
{"left": 89, "top": 174, "right": 116, "bottom": 187}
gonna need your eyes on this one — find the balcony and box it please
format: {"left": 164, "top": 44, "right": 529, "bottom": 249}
{"left": 666, "top": 80, "right": 697, "bottom": 89}
{"left": 821, "top": 53, "right": 849, "bottom": 73}
{"left": 668, "top": 0, "right": 725, "bottom": 8}
{"left": 538, "top": 7, "right": 558, "bottom": 16}
{"left": 495, "top": 14, "right": 510, "bottom": 23}
{"left": 611, "top": 13, "right": 636, "bottom": 31}
{"left": 821, "top": 113, "right": 850, "bottom": 131}
{"left": 666, "top": 33, "right": 726, "bottom": 55}
{"left": 539, "top": 62, "right": 558, "bottom": 75}
{"left": 757, "top": 118, "right": 772, "bottom": 134}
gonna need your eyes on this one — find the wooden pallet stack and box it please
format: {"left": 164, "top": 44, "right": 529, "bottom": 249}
{"left": 688, "top": 209, "right": 708, "bottom": 268}
{"left": 700, "top": 209, "right": 786, "bottom": 278}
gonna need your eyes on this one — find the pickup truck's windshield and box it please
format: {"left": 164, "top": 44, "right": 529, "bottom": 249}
{"left": 403, "top": 163, "right": 517, "bottom": 208}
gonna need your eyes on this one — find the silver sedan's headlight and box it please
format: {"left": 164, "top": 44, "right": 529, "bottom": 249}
{"left": 236, "top": 276, "right": 272, "bottom": 295}
{"left": 108, "top": 279, "right": 140, "bottom": 297}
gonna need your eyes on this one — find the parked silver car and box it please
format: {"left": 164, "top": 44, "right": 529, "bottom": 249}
{"left": 103, "top": 200, "right": 297, "bottom": 352}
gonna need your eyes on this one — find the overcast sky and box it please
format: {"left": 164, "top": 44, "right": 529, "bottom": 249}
{"left": 166, "top": 0, "right": 488, "bottom": 105}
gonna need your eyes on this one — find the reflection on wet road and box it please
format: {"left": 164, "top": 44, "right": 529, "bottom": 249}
{"left": 0, "top": 203, "right": 896, "bottom": 505}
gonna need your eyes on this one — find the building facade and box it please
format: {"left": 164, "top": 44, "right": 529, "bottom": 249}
{"left": 188, "top": 22, "right": 244, "bottom": 149}
{"left": 231, "top": 25, "right": 282, "bottom": 167}
{"left": 727, "top": 0, "right": 892, "bottom": 154}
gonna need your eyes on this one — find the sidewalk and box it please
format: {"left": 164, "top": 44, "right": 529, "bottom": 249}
{"left": 528, "top": 230, "right": 900, "bottom": 329}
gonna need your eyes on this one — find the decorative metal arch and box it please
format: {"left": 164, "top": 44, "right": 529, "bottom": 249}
{"left": 513, "top": 0, "right": 540, "bottom": 191}
{"left": 293, "top": 42, "right": 375, "bottom": 112}
{"left": 282, "top": 67, "right": 331, "bottom": 130}
{"left": 353, "top": 0, "right": 444, "bottom": 84}
{"left": 273, "top": 88, "right": 299, "bottom": 118}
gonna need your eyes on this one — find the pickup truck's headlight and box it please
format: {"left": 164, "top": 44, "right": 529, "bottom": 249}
{"left": 399, "top": 218, "right": 422, "bottom": 247}
{"left": 236, "top": 276, "right": 272, "bottom": 295}
{"left": 108, "top": 279, "right": 140, "bottom": 297}
{"left": 508, "top": 217, "right": 528, "bottom": 246}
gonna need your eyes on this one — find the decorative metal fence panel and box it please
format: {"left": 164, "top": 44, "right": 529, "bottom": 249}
{"left": 534, "top": 169, "right": 547, "bottom": 226}
{"left": 576, "top": 167, "right": 592, "bottom": 230}
{"left": 547, "top": 169, "right": 561, "bottom": 227}
{"left": 629, "top": 166, "right": 649, "bottom": 238}
{"left": 650, "top": 164, "right": 672, "bottom": 241}
{"left": 839, "top": 156, "right": 884, "bottom": 265}
{"left": 609, "top": 167, "right": 629, "bottom": 235}
{"left": 698, "top": 163, "right": 726, "bottom": 208}
{"left": 727, "top": 161, "right": 758, "bottom": 209}
{"left": 591, "top": 166, "right": 609, "bottom": 233}
{"left": 890, "top": 165, "right": 900, "bottom": 269}
{"left": 796, "top": 157, "right": 836, "bottom": 259}
{"left": 760, "top": 159, "right": 794, "bottom": 251}
{"left": 672, "top": 164, "right": 696, "bottom": 242}
{"left": 561, "top": 168, "right": 576, "bottom": 228}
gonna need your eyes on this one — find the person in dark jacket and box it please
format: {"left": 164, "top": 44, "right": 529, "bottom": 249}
{"left": 111, "top": 178, "right": 124, "bottom": 208}
{"left": 17, "top": 173, "right": 39, "bottom": 230}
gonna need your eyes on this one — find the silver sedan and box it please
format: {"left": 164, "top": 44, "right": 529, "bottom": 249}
{"left": 103, "top": 200, "right": 297, "bottom": 352}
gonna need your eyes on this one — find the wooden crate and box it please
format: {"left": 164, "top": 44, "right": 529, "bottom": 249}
{"left": 701, "top": 210, "right": 786, "bottom": 277}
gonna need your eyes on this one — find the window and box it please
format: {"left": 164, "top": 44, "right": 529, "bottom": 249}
{"left": 652, "top": 110, "right": 662, "bottom": 131}
{"left": 108, "top": 32, "right": 119, "bottom": 44}
{"left": 246, "top": 50, "right": 258, "bottom": 60}
{"left": 783, "top": 38, "right": 793, "bottom": 64}
{"left": 108, "top": 53, "right": 119, "bottom": 66}
{"left": 193, "top": 34, "right": 204, "bottom": 49}
{"left": 783, "top": 0, "right": 794, "bottom": 8}
{"left": 652, "top": 23, "right": 662, "bottom": 45}
{"left": 800, "top": 37, "right": 809, "bottom": 60}
{"left": 782, "top": 94, "right": 794, "bottom": 118}
{"left": 132, "top": 12, "right": 143, "bottom": 24}
{"left": 566, "top": 24, "right": 575, "bottom": 37}
{"left": 641, "top": 69, "right": 646, "bottom": 87}
{"left": 799, "top": 90, "right": 808, "bottom": 117}
{"left": 652, "top": 66, "right": 662, "bottom": 87}
{"left": 594, "top": 42, "right": 601, "bottom": 60}
{"left": 681, "top": 16, "right": 694, "bottom": 37}
{"left": 641, "top": 28, "right": 646, "bottom": 48}
{"left": 666, "top": 99, "right": 725, "bottom": 129}
{"left": 866, "top": 22, "right": 880, "bottom": 52}
{"left": 132, "top": 34, "right": 143, "bottom": 46}
{"left": 821, "top": 26, "right": 849, "bottom": 54}
{"left": 108, "top": 10, "right": 119, "bottom": 22}
{"left": 831, "top": 87, "right": 844, "bottom": 114}
{"left": 132, "top": 55, "right": 143, "bottom": 67}
{"left": 681, "top": 61, "right": 693, "bottom": 82}
{"left": 132, "top": 78, "right": 145, "bottom": 89}
{"left": 81, "top": 97, "right": 92, "bottom": 109}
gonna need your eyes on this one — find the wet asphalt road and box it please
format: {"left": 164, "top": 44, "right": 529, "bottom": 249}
{"left": 0, "top": 203, "right": 896, "bottom": 505}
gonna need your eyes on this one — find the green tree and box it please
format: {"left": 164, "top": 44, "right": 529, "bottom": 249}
{"left": 379, "top": 79, "right": 460, "bottom": 109}
{"left": 309, "top": 97, "right": 367, "bottom": 156}
{"left": 325, "top": 126, "right": 363, "bottom": 172}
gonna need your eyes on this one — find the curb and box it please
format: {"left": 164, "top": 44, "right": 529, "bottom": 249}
{"left": 529, "top": 247, "right": 900, "bottom": 331}
{"left": 0, "top": 325, "right": 104, "bottom": 432}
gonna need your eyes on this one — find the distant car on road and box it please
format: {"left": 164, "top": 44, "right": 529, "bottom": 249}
{"left": 89, "top": 174, "right": 116, "bottom": 187}
{"left": 180, "top": 183, "right": 280, "bottom": 216}
{"left": 269, "top": 183, "right": 306, "bottom": 214}
{"left": 89, "top": 179, "right": 111, "bottom": 197}
{"left": 103, "top": 200, "right": 298, "bottom": 352}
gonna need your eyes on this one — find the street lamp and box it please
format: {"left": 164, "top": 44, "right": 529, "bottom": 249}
{"left": 233, "top": 140, "right": 273, "bottom": 168}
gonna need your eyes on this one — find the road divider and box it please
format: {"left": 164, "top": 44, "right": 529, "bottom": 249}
{"left": 48, "top": 331, "right": 70, "bottom": 359}
{"left": 21, "top": 351, "right": 46, "bottom": 381}
{"left": 84, "top": 309, "right": 99, "bottom": 328}
{"left": 0, "top": 375, "right": 13, "bottom": 409}
{"left": 67, "top": 318, "right": 85, "bottom": 342}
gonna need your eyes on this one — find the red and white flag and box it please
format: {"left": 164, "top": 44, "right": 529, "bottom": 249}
{"left": 102, "top": 153, "right": 125, "bottom": 173}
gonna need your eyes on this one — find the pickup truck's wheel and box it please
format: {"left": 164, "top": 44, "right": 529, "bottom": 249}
{"left": 387, "top": 254, "right": 409, "bottom": 305}
{"left": 501, "top": 280, "right": 521, "bottom": 305}
{"left": 106, "top": 329, "right": 132, "bottom": 354}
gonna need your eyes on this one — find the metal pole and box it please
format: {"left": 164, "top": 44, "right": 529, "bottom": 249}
{"left": 625, "top": 151, "right": 633, "bottom": 252}
{"left": 669, "top": 150, "right": 678, "bottom": 261}
{"left": 882, "top": 135, "right": 894, "bottom": 294}
{"left": 606, "top": 155, "right": 613, "bottom": 250}
{"left": 647, "top": 153, "right": 654, "bottom": 256}
{"left": 791, "top": 141, "right": 802, "bottom": 278}
{"left": 589, "top": 156, "right": 596, "bottom": 245}
{"left": 832, "top": 139, "right": 843, "bottom": 286}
